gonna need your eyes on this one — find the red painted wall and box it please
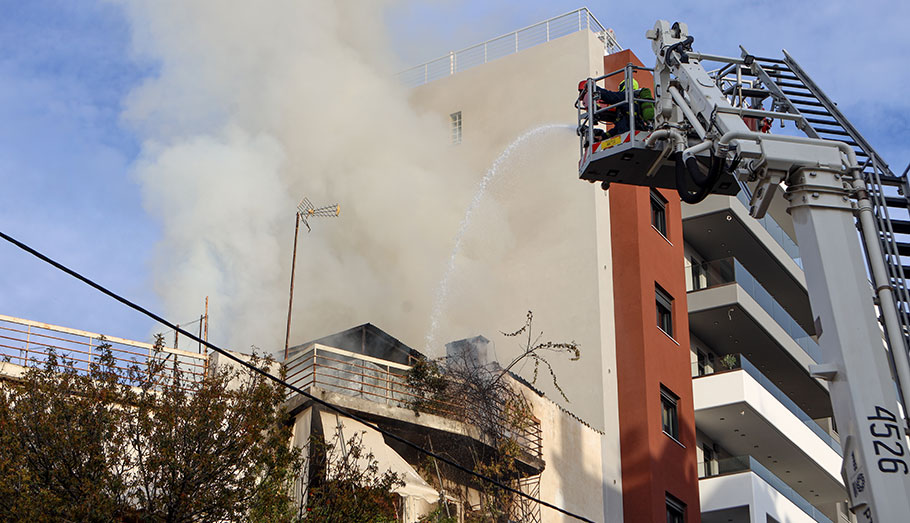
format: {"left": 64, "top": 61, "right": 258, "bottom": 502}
{"left": 605, "top": 50, "right": 701, "bottom": 523}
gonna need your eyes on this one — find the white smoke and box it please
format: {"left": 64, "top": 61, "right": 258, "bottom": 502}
{"left": 119, "top": 0, "right": 476, "bottom": 353}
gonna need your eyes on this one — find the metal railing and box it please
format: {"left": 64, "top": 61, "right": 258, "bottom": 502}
{"left": 735, "top": 191, "right": 803, "bottom": 267}
{"left": 399, "top": 8, "right": 618, "bottom": 88}
{"left": 689, "top": 257, "right": 821, "bottom": 361}
{"left": 285, "top": 343, "right": 543, "bottom": 458}
{"left": 0, "top": 314, "right": 208, "bottom": 387}
{"left": 699, "top": 456, "right": 833, "bottom": 522}
{"left": 576, "top": 63, "right": 655, "bottom": 170}
{"left": 692, "top": 354, "right": 841, "bottom": 455}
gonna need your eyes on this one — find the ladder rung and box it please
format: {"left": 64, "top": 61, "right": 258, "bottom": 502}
{"left": 879, "top": 175, "right": 906, "bottom": 186}
{"left": 776, "top": 81, "right": 808, "bottom": 89}
{"left": 789, "top": 99, "right": 826, "bottom": 107}
{"left": 884, "top": 196, "right": 910, "bottom": 208}
{"left": 781, "top": 89, "right": 815, "bottom": 97}
{"left": 885, "top": 220, "right": 910, "bottom": 234}
{"left": 812, "top": 127, "right": 851, "bottom": 137}
{"left": 798, "top": 108, "right": 833, "bottom": 116}
{"left": 894, "top": 243, "right": 910, "bottom": 256}
{"left": 754, "top": 56, "right": 787, "bottom": 64}
{"left": 766, "top": 72, "right": 800, "bottom": 81}
{"left": 805, "top": 117, "right": 839, "bottom": 125}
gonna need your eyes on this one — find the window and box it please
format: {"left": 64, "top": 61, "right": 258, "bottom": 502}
{"left": 702, "top": 443, "right": 716, "bottom": 477}
{"left": 689, "top": 256, "right": 705, "bottom": 291}
{"left": 450, "top": 111, "right": 462, "bottom": 144}
{"left": 661, "top": 386, "right": 679, "bottom": 439}
{"left": 695, "top": 348, "right": 714, "bottom": 377}
{"left": 651, "top": 189, "right": 667, "bottom": 237}
{"left": 666, "top": 494, "right": 685, "bottom": 523}
{"left": 656, "top": 285, "right": 674, "bottom": 337}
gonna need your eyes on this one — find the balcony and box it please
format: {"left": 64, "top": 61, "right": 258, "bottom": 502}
{"left": 682, "top": 194, "right": 813, "bottom": 335}
{"left": 284, "top": 343, "right": 543, "bottom": 460}
{"left": 693, "top": 355, "right": 839, "bottom": 454}
{"left": 687, "top": 257, "right": 832, "bottom": 419}
{"left": 699, "top": 456, "right": 833, "bottom": 523}
{"left": 694, "top": 361, "right": 844, "bottom": 505}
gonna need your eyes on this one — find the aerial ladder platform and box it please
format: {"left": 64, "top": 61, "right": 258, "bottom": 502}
{"left": 576, "top": 21, "right": 910, "bottom": 521}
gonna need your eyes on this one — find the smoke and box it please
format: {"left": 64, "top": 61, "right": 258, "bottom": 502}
{"left": 119, "top": 0, "right": 476, "bottom": 354}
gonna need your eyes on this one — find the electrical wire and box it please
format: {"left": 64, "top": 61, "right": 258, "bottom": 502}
{"left": 0, "top": 229, "right": 595, "bottom": 523}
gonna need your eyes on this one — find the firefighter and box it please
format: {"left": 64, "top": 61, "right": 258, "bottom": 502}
{"left": 578, "top": 78, "right": 654, "bottom": 140}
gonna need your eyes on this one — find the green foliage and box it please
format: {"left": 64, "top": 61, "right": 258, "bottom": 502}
{"left": 306, "top": 432, "right": 403, "bottom": 522}
{"left": 719, "top": 353, "right": 739, "bottom": 370}
{"left": 0, "top": 341, "right": 304, "bottom": 522}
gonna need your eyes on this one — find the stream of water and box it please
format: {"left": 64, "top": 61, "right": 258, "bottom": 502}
{"left": 423, "top": 123, "right": 576, "bottom": 353}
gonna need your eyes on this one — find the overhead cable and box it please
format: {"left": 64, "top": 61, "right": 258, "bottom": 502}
{"left": 0, "top": 229, "right": 595, "bottom": 523}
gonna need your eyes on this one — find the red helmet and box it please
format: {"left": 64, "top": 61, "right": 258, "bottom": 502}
{"left": 578, "top": 80, "right": 587, "bottom": 91}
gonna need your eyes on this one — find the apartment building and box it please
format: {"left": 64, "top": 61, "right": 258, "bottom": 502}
{"left": 401, "top": 7, "right": 853, "bottom": 523}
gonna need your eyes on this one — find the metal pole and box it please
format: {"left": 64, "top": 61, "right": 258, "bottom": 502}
{"left": 284, "top": 213, "right": 301, "bottom": 360}
{"left": 626, "top": 64, "right": 634, "bottom": 137}
{"left": 851, "top": 176, "right": 910, "bottom": 421}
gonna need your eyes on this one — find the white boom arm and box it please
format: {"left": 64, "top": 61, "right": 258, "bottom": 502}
{"left": 646, "top": 20, "right": 910, "bottom": 521}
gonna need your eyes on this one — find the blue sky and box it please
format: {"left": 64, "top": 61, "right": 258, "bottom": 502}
{"left": 1, "top": 0, "right": 907, "bottom": 344}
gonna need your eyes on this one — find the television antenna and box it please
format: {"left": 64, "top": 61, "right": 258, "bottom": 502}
{"left": 285, "top": 196, "right": 340, "bottom": 358}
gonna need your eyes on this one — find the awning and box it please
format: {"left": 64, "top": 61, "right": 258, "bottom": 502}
{"left": 320, "top": 411, "right": 439, "bottom": 503}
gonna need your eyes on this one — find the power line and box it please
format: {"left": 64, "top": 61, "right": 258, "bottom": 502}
{"left": 0, "top": 230, "right": 595, "bottom": 523}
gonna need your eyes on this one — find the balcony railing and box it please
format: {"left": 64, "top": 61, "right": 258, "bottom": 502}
{"left": 0, "top": 314, "right": 208, "bottom": 388}
{"left": 693, "top": 354, "right": 841, "bottom": 455}
{"left": 735, "top": 191, "right": 803, "bottom": 268}
{"left": 284, "top": 343, "right": 543, "bottom": 458}
{"left": 398, "top": 8, "right": 619, "bottom": 88}
{"left": 690, "top": 257, "right": 821, "bottom": 362}
{"left": 699, "top": 455, "right": 833, "bottom": 523}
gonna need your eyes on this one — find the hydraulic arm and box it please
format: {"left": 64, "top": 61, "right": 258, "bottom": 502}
{"left": 581, "top": 20, "right": 910, "bottom": 520}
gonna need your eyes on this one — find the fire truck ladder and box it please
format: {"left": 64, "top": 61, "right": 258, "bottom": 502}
{"left": 734, "top": 48, "right": 910, "bottom": 385}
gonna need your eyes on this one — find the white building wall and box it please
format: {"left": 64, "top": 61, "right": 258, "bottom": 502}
{"left": 408, "top": 29, "right": 624, "bottom": 522}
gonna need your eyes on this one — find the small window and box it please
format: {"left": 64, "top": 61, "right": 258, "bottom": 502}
{"left": 661, "top": 386, "right": 679, "bottom": 439}
{"left": 651, "top": 190, "right": 668, "bottom": 237}
{"left": 656, "top": 285, "right": 674, "bottom": 337}
{"left": 666, "top": 493, "right": 685, "bottom": 523}
{"left": 450, "top": 111, "right": 462, "bottom": 144}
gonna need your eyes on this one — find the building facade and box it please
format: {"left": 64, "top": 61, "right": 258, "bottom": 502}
{"left": 401, "top": 8, "right": 853, "bottom": 523}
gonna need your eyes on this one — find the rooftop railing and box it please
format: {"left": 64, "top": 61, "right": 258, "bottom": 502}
{"left": 690, "top": 257, "right": 821, "bottom": 361}
{"left": 692, "top": 354, "right": 841, "bottom": 455}
{"left": 285, "top": 343, "right": 543, "bottom": 458}
{"left": 699, "top": 455, "right": 833, "bottom": 523}
{"left": 398, "top": 7, "right": 619, "bottom": 88}
{"left": 0, "top": 314, "right": 208, "bottom": 388}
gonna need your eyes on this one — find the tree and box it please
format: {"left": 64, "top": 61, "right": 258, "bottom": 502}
{"left": 0, "top": 339, "right": 304, "bottom": 522}
{"left": 405, "top": 311, "right": 580, "bottom": 522}
{"left": 305, "top": 431, "right": 404, "bottom": 522}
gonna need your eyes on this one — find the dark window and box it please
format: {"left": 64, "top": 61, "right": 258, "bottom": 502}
{"left": 661, "top": 386, "right": 679, "bottom": 439}
{"left": 666, "top": 494, "right": 685, "bottom": 523}
{"left": 651, "top": 190, "right": 668, "bottom": 237}
{"left": 656, "top": 285, "right": 674, "bottom": 337}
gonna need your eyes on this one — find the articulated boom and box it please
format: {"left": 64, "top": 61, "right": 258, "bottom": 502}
{"left": 578, "top": 20, "right": 910, "bottom": 521}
